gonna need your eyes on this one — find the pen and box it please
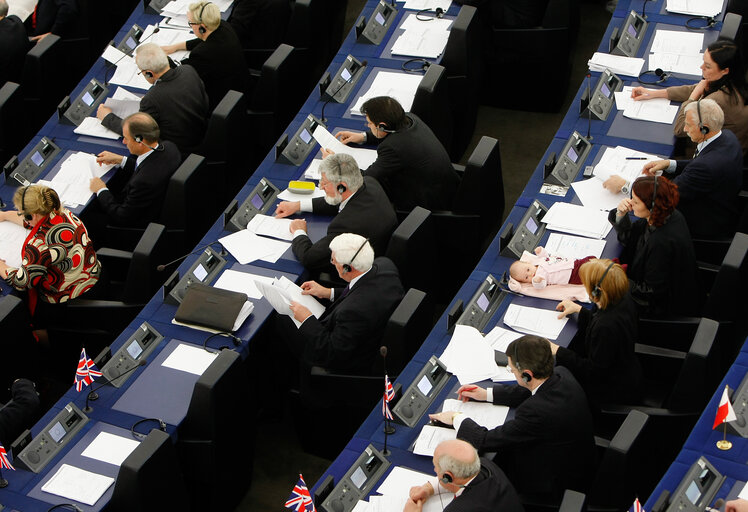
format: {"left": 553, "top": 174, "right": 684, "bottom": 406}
{"left": 461, "top": 386, "right": 477, "bottom": 392}
{"left": 625, "top": 157, "right": 647, "bottom": 160}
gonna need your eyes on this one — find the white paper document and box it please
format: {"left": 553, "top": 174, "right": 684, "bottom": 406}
{"left": 738, "top": 481, "right": 748, "bottom": 500}
{"left": 213, "top": 269, "right": 275, "bottom": 299}
{"left": 442, "top": 398, "right": 509, "bottom": 429}
{"left": 219, "top": 229, "right": 291, "bottom": 264}
{"left": 403, "top": 0, "right": 452, "bottom": 10}
{"left": 377, "top": 466, "right": 435, "bottom": 496}
{"left": 648, "top": 52, "right": 703, "bottom": 76}
{"left": 102, "top": 44, "right": 128, "bottom": 65}
{"left": 666, "top": 0, "right": 723, "bottom": 17}
{"left": 439, "top": 325, "right": 505, "bottom": 384}
{"left": 45, "top": 152, "right": 115, "bottom": 208}
{"left": 503, "top": 304, "right": 569, "bottom": 340}
{"left": 0, "top": 221, "right": 29, "bottom": 268}
{"left": 109, "top": 55, "right": 152, "bottom": 90}
{"left": 246, "top": 214, "right": 294, "bottom": 241}
{"left": 412, "top": 424, "right": 458, "bottom": 456}
{"left": 588, "top": 52, "right": 645, "bottom": 77}
{"left": 391, "top": 14, "right": 452, "bottom": 59}
{"left": 81, "top": 431, "right": 140, "bottom": 466}
{"left": 103, "top": 88, "right": 141, "bottom": 119}
{"left": 41, "top": 464, "right": 115, "bottom": 506}
{"left": 542, "top": 202, "right": 613, "bottom": 239}
{"left": 256, "top": 276, "right": 326, "bottom": 327}
{"left": 312, "top": 125, "right": 379, "bottom": 169}
{"left": 366, "top": 493, "right": 451, "bottom": 512}
{"left": 622, "top": 97, "right": 679, "bottom": 124}
{"left": 161, "top": 343, "right": 218, "bottom": 375}
{"left": 73, "top": 117, "right": 121, "bottom": 140}
{"left": 303, "top": 159, "right": 324, "bottom": 180}
{"left": 349, "top": 71, "right": 423, "bottom": 116}
{"left": 277, "top": 186, "right": 326, "bottom": 202}
{"left": 545, "top": 233, "right": 606, "bottom": 260}
{"left": 650, "top": 30, "right": 704, "bottom": 55}
{"left": 483, "top": 325, "right": 524, "bottom": 353}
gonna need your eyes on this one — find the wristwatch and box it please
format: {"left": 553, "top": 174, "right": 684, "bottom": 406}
{"left": 621, "top": 181, "right": 630, "bottom": 195}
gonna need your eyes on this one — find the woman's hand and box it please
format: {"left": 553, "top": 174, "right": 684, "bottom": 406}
{"left": 556, "top": 299, "right": 582, "bottom": 319}
{"left": 617, "top": 198, "right": 634, "bottom": 216}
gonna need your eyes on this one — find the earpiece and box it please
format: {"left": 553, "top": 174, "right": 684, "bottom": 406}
{"left": 696, "top": 98, "right": 709, "bottom": 135}
{"left": 650, "top": 174, "right": 658, "bottom": 212}
{"left": 341, "top": 238, "right": 369, "bottom": 274}
{"left": 440, "top": 473, "right": 453, "bottom": 484}
{"left": 134, "top": 134, "right": 161, "bottom": 151}
{"left": 591, "top": 261, "right": 615, "bottom": 300}
{"left": 377, "top": 123, "right": 396, "bottom": 134}
{"left": 198, "top": 2, "right": 208, "bottom": 34}
{"left": 143, "top": 70, "right": 154, "bottom": 79}
{"left": 337, "top": 184, "right": 347, "bottom": 194}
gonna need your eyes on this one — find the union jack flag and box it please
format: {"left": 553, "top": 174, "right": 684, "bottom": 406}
{"left": 285, "top": 474, "right": 316, "bottom": 512}
{"left": 633, "top": 497, "right": 644, "bottom": 512}
{"left": 74, "top": 348, "right": 102, "bottom": 392}
{"left": 0, "top": 443, "right": 14, "bottom": 470}
{"left": 383, "top": 374, "right": 395, "bottom": 421}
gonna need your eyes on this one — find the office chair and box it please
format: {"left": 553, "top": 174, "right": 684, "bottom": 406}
{"left": 0, "top": 82, "right": 24, "bottom": 167}
{"left": 385, "top": 206, "right": 435, "bottom": 297}
{"left": 109, "top": 429, "right": 190, "bottom": 512}
{"left": 440, "top": 5, "right": 481, "bottom": 160}
{"left": 410, "top": 64, "right": 455, "bottom": 161}
{"left": 720, "top": 12, "right": 743, "bottom": 41}
{"left": 0, "top": 295, "right": 37, "bottom": 392}
{"left": 21, "top": 34, "right": 64, "bottom": 135}
{"left": 559, "top": 490, "right": 586, "bottom": 512}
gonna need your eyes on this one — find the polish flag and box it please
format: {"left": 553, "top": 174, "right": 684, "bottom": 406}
{"left": 712, "top": 385, "right": 737, "bottom": 430}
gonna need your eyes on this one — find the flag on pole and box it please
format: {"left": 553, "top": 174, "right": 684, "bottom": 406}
{"left": 633, "top": 497, "right": 644, "bottom": 512}
{"left": 74, "top": 348, "right": 102, "bottom": 392}
{"left": 383, "top": 374, "right": 395, "bottom": 421}
{"left": 0, "top": 444, "right": 15, "bottom": 470}
{"left": 712, "top": 385, "right": 737, "bottom": 429}
{"left": 285, "top": 474, "right": 316, "bottom": 511}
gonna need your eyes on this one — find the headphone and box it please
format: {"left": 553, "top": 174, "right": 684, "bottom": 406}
{"left": 21, "top": 186, "right": 32, "bottom": 222}
{"left": 377, "top": 123, "right": 396, "bottom": 134}
{"left": 401, "top": 57, "right": 431, "bottom": 73}
{"left": 591, "top": 261, "right": 615, "bottom": 300}
{"left": 133, "top": 134, "right": 161, "bottom": 151}
{"left": 337, "top": 183, "right": 347, "bottom": 194}
{"left": 512, "top": 340, "right": 532, "bottom": 384}
{"left": 416, "top": 7, "right": 444, "bottom": 21}
{"left": 130, "top": 417, "right": 167, "bottom": 440}
{"left": 197, "top": 2, "right": 209, "bottom": 34}
{"left": 650, "top": 174, "right": 658, "bottom": 212}
{"left": 341, "top": 237, "right": 369, "bottom": 273}
{"left": 696, "top": 98, "right": 709, "bottom": 135}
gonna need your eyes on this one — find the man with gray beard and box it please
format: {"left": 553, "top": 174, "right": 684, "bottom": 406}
{"left": 275, "top": 153, "right": 397, "bottom": 275}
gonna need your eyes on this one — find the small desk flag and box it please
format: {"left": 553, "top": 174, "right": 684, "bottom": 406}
{"left": 383, "top": 374, "right": 395, "bottom": 421}
{"left": 0, "top": 444, "right": 15, "bottom": 470}
{"left": 285, "top": 474, "right": 316, "bottom": 512}
{"left": 712, "top": 385, "right": 737, "bottom": 429}
{"left": 633, "top": 497, "right": 644, "bottom": 512}
{"left": 74, "top": 347, "right": 103, "bottom": 392}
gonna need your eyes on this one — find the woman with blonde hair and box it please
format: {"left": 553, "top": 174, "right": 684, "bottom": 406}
{"left": 550, "top": 258, "right": 643, "bottom": 408}
{"left": 0, "top": 185, "right": 101, "bottom": 328}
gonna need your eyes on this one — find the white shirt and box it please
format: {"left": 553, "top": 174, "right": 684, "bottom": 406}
{"left": 95, "top": 148, "right": 155, "bottom": 196}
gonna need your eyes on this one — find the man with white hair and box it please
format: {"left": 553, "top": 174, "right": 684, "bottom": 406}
{"left": 282, "top": 233, "right": 404, "bottom": 372}
{"left": 275, "top": 153, "right": 397, "bottom": 275}
{"left": 97, "top": 43, "right": 209, "bottom": 154}
{"left": 403, "top": 439, "right": 524, "bottom": 512}
{"left": 604, "top": 98, "right": 742, "bottom": 238}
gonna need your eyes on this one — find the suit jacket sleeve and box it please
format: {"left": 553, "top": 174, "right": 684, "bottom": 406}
{"left": 672, "top": 159, "right": 712, "bottom": 203}
{"left": 101, "top": 112, "right": 124, "bottom": 135}
{"left": 311, "top": 197, "right": 339, "bottom": 216}
{"left": 491, "top": 384, "right": 531, "bottom": 407}
{"left": 364, "top": 140, "right": 400, "bottom": 181}
{"left": 0, "top": 379, "right": 40, "bottom": 447}
{"left": 457, "top": 398, "right": 544, "bottom": 452}
{"left": 555, "top": 307, "right": 618, "bottom": 387}
{"left": 50, "top": 0, "right": 77, "bottom": 35}
{"left": 291, "top": 233, "right": 334, "bottom": 271}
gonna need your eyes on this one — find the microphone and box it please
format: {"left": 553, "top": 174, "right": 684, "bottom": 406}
{"left": 705, "top": 498, "right": 725, "bottom": 512}
{"left": 156, "top": 241, "right": 227, "bottom": 272}
{"left": 321, "top": 60, "right": 367, "bottom": 123}
{"left": 586, "top": 73, "right": 593, "bottom": 141}
{"left": 641, "top": 0, "right": 650, "bottom": 19}
{"left": 84, "top": 359, "right": 148, "bottom": 412}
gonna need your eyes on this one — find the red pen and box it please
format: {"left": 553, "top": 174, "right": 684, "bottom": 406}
{"left": 461, "top": 386, "right": 477, "bottom": 393}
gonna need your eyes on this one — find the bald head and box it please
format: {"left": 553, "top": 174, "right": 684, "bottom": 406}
{"left": 434, "top": 439, "right": 480, "bottom": 484}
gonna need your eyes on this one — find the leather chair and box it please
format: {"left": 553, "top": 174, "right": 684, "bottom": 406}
{"left": 21, "top": 34, "right": 64, "bottom": 135}
{"left": 559, "top": 490, "right": 586, "bottom": 512}
{"left": 441, "top": 5, "right": 481, "bottom": 160}
{"left": 410, "top": 63, "right": 454, "bottom": 161}
{"left": 720, "top": 12, "right": 742, "bottom": 41}
{"left": 0, "top": 82, "right": 24, "bottom": 167}
{"left": 385, "top": 206, "right": 435, "bottom": 296}
{"left": 0, "top": 295, "right": 37, "bottom": 391}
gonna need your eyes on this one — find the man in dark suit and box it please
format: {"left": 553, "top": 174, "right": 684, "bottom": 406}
{"left": 329, "top": 96, "right": 460, "bottom": 212}
{"left": 25, "top": 0, "right": 77, "bottom": 43}
{"left": 430, "top": 335, "right": 596, "bottom": 499}
{"left": 605, "top": 99, "right": 743, "bottom": 239}
{"left": 275, "top": 153, "right": 398, "bottom": 275}
{"left": 404, "top": 439, "right": 524, "bottom": 512}
{"left": 89, "top": 113, "right": 180, "bottom": 229}
{"left": 161, "top": 1, "right": 248, "bottom": 109}
{"left": 281, "top": 234, "right": 404, "bottom": 373}
{"left": 0, "top": 0, "right": 30, "bottom": 84}
{"left": 0, "top": 378, "right": 40, "bottom": 448}
{"left": 96, "top": 43, "right": 209, "bottom": 155}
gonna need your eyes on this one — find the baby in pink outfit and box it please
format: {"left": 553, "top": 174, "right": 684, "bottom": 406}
{"left": 509, "top": 246, "right": 593, "bottom": 289}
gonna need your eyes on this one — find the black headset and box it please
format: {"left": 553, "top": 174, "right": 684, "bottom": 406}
{"left": 341, "top": 237, "right": 369, "bottom": 273}
{"left": 21, "top": 186, "right": 32, "bottom": 222}
{"left": 337, "top": 183, "right": 347, "bottom": 194}
{"left": 133, "top": 134, "right": 161, "bottom": 151}
{"left": 143, "top": 70, "right": 154, "bottom": 78}
{"left": 512, "top": 340, "right": 532, "bottom": 384}
{"left": 377, "top": 123, "right": 396, "bottom": 134}
{"left": 197, "top": 2, "right": 209, "bottom": 34}
{"left": 590, "top": 261, "right": 615, "bottom": 300}
{"left": 131, "top": 417, "right": 167, "bottom": 440}
{"left": 650, "top": 174, "right": 658, "bottom": 212}
{"left": 696, "top": 98, "right": 709, "bottom": 135}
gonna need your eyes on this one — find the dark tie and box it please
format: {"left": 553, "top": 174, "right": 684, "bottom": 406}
{"left": 338, "top": 285, "right": 350, "bottom": 299}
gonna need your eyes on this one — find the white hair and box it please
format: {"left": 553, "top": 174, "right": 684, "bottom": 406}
{"left": 135, "top": 43, "right": 169, "bottom": 74}
{"left": 320, "top": 153, "right": 364, "bottom": 191}
{"left": 329, "top": 233, "right": 374, "bottom": 272}
{"left": 188, "top": 2, "right": 220, "bottom": 30}
{"left": 684, "top": 98, "right": 725, "bottom": 132}
{"left": 438, "top": 446, "right": 480, "bottom": 480}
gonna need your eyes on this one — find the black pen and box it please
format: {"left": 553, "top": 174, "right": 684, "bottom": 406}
{"left": 625, "top": 157, "right": 648, "bottom": 160}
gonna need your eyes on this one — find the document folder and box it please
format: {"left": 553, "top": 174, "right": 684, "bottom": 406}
{"left": 174, "top": 283, "right": 248, "bottom": 332}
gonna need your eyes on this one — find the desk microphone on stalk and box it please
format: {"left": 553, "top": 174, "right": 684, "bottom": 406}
{"left": 586, "top": 73, "right": 593, "bottom": 141}
{"left": 103, "top": 24, "right": 161, "bottom": 86}
{"left": 156, "top": 241, "right": 227, "bottom": 272}
{"left": 84, "top": 359, "right": 147, "bottom": 412}
{"left": 320, "top": 60, "right": 367, "bottom": 123}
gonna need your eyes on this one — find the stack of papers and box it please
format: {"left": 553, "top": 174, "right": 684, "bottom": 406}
{"left": 573, "top": 145, "right": 660, "bottom": 210}
{"left": 544, "top": 233, "right": 606, "bottom": 260}
{"left": 391, "top": 14, "right": 452, "bottom": 59}
{"left": 109, "top": 53, "right": 152, "bottom": 90}
{"left": 303, "top": 159, "right": 323, "bottom": 180}
{"left": 312, "top": 125, "right": 379, "bottom": 169}
{"left": 503, "top": 304, "right": 568, "bottom": 340}
{"left": 666, "top": 0, "right": 722, "bottom": 17}
{"left": 73, "top": 118, "right": 121, "bottom": 140}
{"left": 439, "top": 325, "right": 509, "bottom": 384}
{"left": 255, "top": 276, "right": 326, "bottom": 327}
{"left": 614, "top": 85, "right": 679, "bottom": 124}
{"left": 588, "top": 52, "right": 645, "bottom": 77}
{"left": 0, "top": 222, "right": 29, "bottom": 268}
{"left": 542, "top": 202, "right": 613, "bottom": 239}
{"left": 103, "top": 87, "right": 141, "bottom": 119}
{"left": 213, "top": 269, "right": 275, "bottom": 299}
{"left": 246, "top": 214, "right": 294, "bottom": 241}
{"left": 648, "top": 30, "right": 703, "bottom": 76}
{"left": 413, "top": 398, "right": 509, "bottom": 456}
{"left": 483, "top": 325, "right": 524, "bottom": 353}
{"left": 39, "top": 152, "right": 114, "bottom": 208}
{"left": 403, "top": 0, "right": 452, "bottom": 10}
{"left": 349, "top": 71, "right": 423, "bottom": 116}
{"left": 346, "top": 467, "right": 453, "bottom": 512}
{"left": 41, "top": 464, "right": 114, "bottom": 506}
{"left": 140, "top": 24, "right": 195, "bottom": 61}
{"left": 219, "top": 229, "right": 291, "bottom": 264}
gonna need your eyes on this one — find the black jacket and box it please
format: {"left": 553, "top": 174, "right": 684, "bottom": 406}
{"left": 0, "top": 379, "right": 40, "bottom": 447}
{"left": 0, "top": 15, "right": 30, "bottom": 84}
{"left": 444, "top": 458, "right": 525, "bottom": 512}
{"left": 228, "top": 0, "right": 290, "bottom": 50}
{"left": 26, "top": 0, "right": 77, "bottom": 37}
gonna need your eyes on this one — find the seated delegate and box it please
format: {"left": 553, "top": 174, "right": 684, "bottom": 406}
{"left": 553, "top": 259, "right": 644, "bottom": 409}
{"left": 275, "top": 153, "right": 397, "bottom": 275}
{"left": 0, "top": 0, "right": 30, "bottom": 85}
{"left": 630, "top": 39, "right": 748, "bottom": 156}
{"left": 429, "top": 335, "right": 596, "bottom": 499}
{"left": 327, "top": 96, "right": 460, "bottom": 212}
{"left": 0, "top": 378, "right": 40, "bottom": 448}
{"left": 609, "top": 176, "right": 698, "bottom": 317}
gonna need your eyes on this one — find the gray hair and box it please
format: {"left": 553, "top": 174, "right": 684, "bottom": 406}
{"left": 0, "top": 0, "right": 9, "bottom": 17}
{"left": 329, "top": 233, "right": 374, "bottom": 272}
{"left": 135, "top": 43, "right": 169, "bottom": 74}
{"left": 320, "top": 153, "right": 364, "bottom": 191}
{"left": 684, "top": 98, "right": 725, "bottom": 132}
{"left": 438, "top": 446, "right": 480, "bottom": 480}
